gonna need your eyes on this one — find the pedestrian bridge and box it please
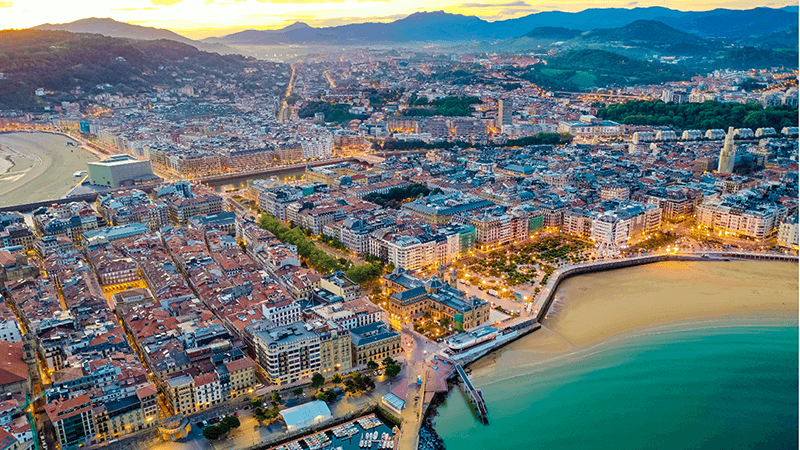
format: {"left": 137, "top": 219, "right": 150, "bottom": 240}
{"left": 454, "top": 364, "right": 488, "bottom": 424}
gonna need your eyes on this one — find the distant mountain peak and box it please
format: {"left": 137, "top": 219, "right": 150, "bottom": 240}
{"left": 283, "top": 22, "right": 311, "bottom": 31}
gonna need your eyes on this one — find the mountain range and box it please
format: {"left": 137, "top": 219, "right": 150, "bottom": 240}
{"left": 204, "top": 6, "right": 797, "bottom": 45}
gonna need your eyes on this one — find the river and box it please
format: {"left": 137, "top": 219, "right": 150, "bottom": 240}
{"left": 432, "top": 261, "right": 798, "bottom": 450}
{"left": 207, "top": 169, "right": 306, "bottom": 193}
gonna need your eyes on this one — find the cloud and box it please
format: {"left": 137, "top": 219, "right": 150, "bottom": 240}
{"left": 255, "top": 0, "right": 388, "bottom": 3}
{"left": 150, "top": 0, "right": 184, "bottom": 5}
{"left": 112, "top": 7, "right": 157, "bottom": 10}
{"left": 302, "top": 13, "right": 407, "bottom": 26}
{"left": 244, "top": 12, "right": 406, "bottom": 27}
{"left": 0, "top": 1, "right": 12, "bottom": 8}
{"left": 490, "top": 6, "right": 539, "bottom": 18}
{"left": 460, "top": 1, "right": 530, "bottom": 7}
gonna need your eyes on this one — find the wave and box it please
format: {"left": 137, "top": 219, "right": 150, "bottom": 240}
{"left": 476, "top": 315, "right": 797, "bottom": 388}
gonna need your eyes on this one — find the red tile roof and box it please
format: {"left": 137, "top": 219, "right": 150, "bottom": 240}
{"left": 0, "top": 341, "right": 27, "bottom": 387}
{"left": 225, "top": 357, "right": 255, "bottom": 373}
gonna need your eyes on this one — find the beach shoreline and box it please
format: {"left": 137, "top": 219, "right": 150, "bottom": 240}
{"left": 464, "top": 260, "right": 797, "bottom": 377}
{"left": 540, "top": 260, "right": 798, "bottom": 347}
{"left": 0, "top": 132, "right": 98, "bottom": 206}
{"left": 425, "top": 260, "right": 797, "bottom": 449}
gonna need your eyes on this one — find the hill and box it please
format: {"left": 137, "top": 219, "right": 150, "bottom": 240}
{"left": 212, "top": 11, "right": 492, "bottom": 45}
{"left": 513, "top": 49, "right": 693, "bottom": 91}
{"left": 524, "top": 27, "right": 581, "bottom": 40}
{"left": 34, "top": 18, "right": 236, "bottom": 54}
{"left": 0, "top": 30, "right": 253, "bottom": 110}
{"left": 577, "top": 20, "right": 707, "bottom": 46}
{"left": 742, "top": 27, "right": 799, "bottom": 49}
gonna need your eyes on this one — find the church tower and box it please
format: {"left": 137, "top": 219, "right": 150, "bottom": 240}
{"left": 717, "top": 126, "right": 736, "bottom": 174}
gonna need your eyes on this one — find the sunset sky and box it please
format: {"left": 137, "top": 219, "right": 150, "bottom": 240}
{"left": 2, "top": 0, "right": 794, "bottom": 39}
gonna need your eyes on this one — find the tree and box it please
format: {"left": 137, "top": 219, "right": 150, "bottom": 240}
{"left": 203, "top": 425, "right": 224, "bottom": 440}
{"left": 383, "top": 357, "right": 396, "bottom": 367}
{"left": 315, "top": 389, "right": 338, "bottom": 403}
{"left": 250, "top": 396, "right": 262, "bottom": 409}
{"left": 254, "top": 407, "right": 267, "bottom": 424}
{"left": 292, "top": 387, "right": 303, "bottom": 397}
{"left": 367, "top": 360, "right": 379, "bottom": 371}
{"left": 271, "top": 392, "right": 282, "bottom": 405}
{"left": 221, "top": 415, "right": 240, "bottom": 430}
{"left": 440, "top": 317, "right": 452, "bottom": 329}
{"left": 385, "top": 364, "right": 401, "bottom": 379}
{"left": 332, "top": 373, "right": 342, "bottom": 384}
{"left": 311, "top": 372, "right": 325, "bottom": 390}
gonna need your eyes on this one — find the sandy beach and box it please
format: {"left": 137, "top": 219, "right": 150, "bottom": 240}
{"left": 546, "top": 260, "right": 798, "bottom": 347}
{"left": 0, "top": 132, "right": 98, "bottom": 207}
{"left": 468, "top": 260, "right": 798, "bottom": 376}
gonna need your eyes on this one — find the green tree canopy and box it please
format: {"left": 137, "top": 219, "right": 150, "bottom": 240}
{"left": 311, "top": 373, "right": 325, "bottom": 389}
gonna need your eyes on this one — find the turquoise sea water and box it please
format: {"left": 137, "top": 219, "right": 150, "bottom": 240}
{"left": 433, "top": 317, "right": 799, "bottom": 450}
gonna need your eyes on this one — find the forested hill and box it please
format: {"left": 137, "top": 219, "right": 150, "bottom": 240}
{"left": 0, "top": 30, "right": 254, "bottom": 110}
{"left": 513, "top": 50, "right": 692, "bottom": 91}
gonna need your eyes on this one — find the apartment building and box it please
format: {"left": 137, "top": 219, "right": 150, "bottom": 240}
{"left": 251, "top": 322, "right": 321, "bottom": 385}
{"left": 164, "top": 375, "right": 196, "bottom": 415}
{"left": 97, "top": 189, "right": 169, "bottom": 229}
{"left": 589, "top": 200, "right": 662, "bottom": 247}
{"left": 696, "top": 196, "right": 787, "bottom": 240}
{"left": 317, "top": 329, "right": 352, "bottom": 375}
{"left": 44, "top": 394, "right": 97, "bottom": 450}
{"left": 158, "top": 182, "right": 223, "bottom": 226}
{"left": 258, "top": 187, "right": 302, "bottom": 221}
{"left": 777, "top": 215, "right": 799, "bottom": 249}
{"left": 320, "top": 272, "right": 360, "bottom": 302}
{"left": 402, "top": 193, "right": 494, "bottom": 225}
{"left": 225, "top": 357, "right": 256, "bottom": 398}
{"left": 33, "top": 202, "right": 104, "bottom": 242}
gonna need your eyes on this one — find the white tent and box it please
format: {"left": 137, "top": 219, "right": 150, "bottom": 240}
{"left": 279, "top": 400, "right": 332, "bottom": 431}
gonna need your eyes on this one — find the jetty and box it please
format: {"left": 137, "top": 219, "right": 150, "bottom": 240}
{"left": 455, "top": 364, "right": 488, "bottom": 424}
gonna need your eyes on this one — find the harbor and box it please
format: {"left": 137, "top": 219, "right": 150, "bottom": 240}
{"left": 267, "top": 413, "right": 398, "bottom": 450}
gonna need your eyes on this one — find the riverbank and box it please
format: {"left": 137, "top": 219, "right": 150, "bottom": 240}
{"left": 0, "top": 132, "right": 98, "bottom": 206}
{"left": 427, "top": 260, "right": 798, "bottom": 449}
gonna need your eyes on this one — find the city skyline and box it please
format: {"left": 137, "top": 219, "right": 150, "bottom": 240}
{"left": 1, "top": 0, "right": 795, "bottom": 39}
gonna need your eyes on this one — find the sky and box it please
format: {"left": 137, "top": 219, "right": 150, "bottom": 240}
{"left": 1, "top": 0, "right": 795, "bottom": 39}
